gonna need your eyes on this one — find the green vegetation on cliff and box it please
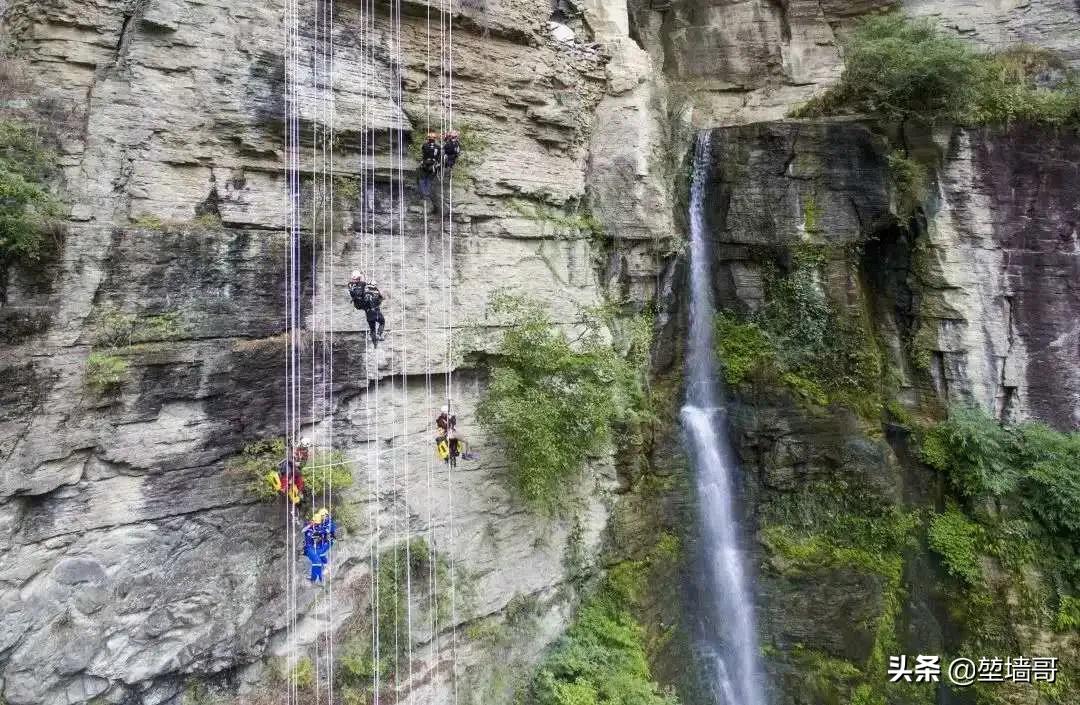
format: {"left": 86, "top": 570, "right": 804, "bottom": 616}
{"left": 919, "top": 407, "right": 1080, "bottom": 702}
{"left": 477, "top": 294, "right": 648, "bottom": 510}
{"left": 528, "top": 563, "right": 679, "bottom": 705}
{"left": 338, "top": 538, "right": 448, "bottom": 691}
{"left": 794, "top": 14, "right": 1080, "bottom": 127}
{"left": 759, "top": 478, "right": 925, "bottom": 705}
{"left": 227, "top": 437, "right": 355, "bottom": 515}
{"left": 0, "top": 119, "right": 62, "bottom": 264}
{"left": 84, "top": 353, "right": 129, "bottom": 393}
{"left": 714, "top": 245, "right": 883, "bottom": 418}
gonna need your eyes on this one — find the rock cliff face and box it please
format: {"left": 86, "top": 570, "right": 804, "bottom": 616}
{"left": 629, "top": 0, "right": 1080, "bottom": 125}
{"left": 1, "top": 0, "right": 1079, "bottom": 704}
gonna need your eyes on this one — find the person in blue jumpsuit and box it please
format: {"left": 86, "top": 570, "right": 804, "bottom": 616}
{"left": 302, "top": 508, "right": 336, "bottom": 585}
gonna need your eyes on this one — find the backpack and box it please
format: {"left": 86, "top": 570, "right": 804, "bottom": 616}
{"left": 363, "top": 287, "right": 383, "bottom": 310}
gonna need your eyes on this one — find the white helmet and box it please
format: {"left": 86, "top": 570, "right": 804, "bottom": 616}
{"left": 351, "top": 270, "right": 362, "bottom": 281}
{"left": 441, "top": 406, "right": 449, "bottom": 414}
{"left": 298, "top": 436, "right": 313, "bottom": 449}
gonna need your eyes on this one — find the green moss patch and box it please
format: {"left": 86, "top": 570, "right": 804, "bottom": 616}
{"left": 84, "top": 353, "right": 129, "bottom": 393}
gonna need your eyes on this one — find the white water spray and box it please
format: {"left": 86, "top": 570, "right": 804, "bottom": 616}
{"left": 681, "top": 133, "right": 767, "bottom": 705}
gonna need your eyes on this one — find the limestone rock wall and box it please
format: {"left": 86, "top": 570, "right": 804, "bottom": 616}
{"left": 0, "top": 0, "right": 669, "bottom": 703}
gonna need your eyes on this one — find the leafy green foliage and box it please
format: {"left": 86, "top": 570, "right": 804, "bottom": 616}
{"left": 0, "top": 119, "right": 61, "bottom": 264}
{"left": 1015, "top": 423, "right": 1080, "bottom": 535}
{"left": 227, "top": 438, "right": 286, "bottom": 500}
{"left": 919, "top": 406, "right": 1019, "bottom": 497}
{"left": 303, "top": 448, "right": 354, "bottom": 497}
{"left": 792, "top": 648, "right": 862, "bottom": 705}
{"left": 291, "top": 658, "right": 315, "bottom": 689}
{"left": 794, "top": 15, "right": 1080, "bottom": 127}
{"left": 713, "top": 247, "right": 883, "bottom": 417}
{"left": 928, "top": 507, "right": 985, "bottom": 584}
{"left": 921, "top": 407, "right": 1080, "bottom": 535}
{"left": 794, "top": 15, "right": 978, "bottom": 121}
{"left": 476, "top": 294, "right": 635, "bottom": 510}
{"left": 918, "top": 406, "right": 1080, "bottom": 661}
{"left": 528, "top": 573, "right": 679, "bottom": 705}
{"left": 85, "top": 353, "right": 129, "bottom": 393}
{"left": 713, "top": 314, "right": 773, "bottom": 385}
{"left": 761, "top": 509, "right": 916, "bottom": 580}
{"left": 968, "top": 47, "right": 1080, "bottom": 127}
{"left": 1055, "top": 596, "right": 1080, "bottom": 632}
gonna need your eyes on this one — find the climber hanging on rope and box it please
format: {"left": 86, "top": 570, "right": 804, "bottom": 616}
{"left": 273, "top": 437, "right": 311, "bottom": 510}
{"left": 348, "top": 270, "right": 386, "bottom": 346}
{"left": 442, "top": 131, "right": 461, "bottom": 171}
{"left": 435, "top": 405, "right": 478, "bottom": 465}
{"left": 302, "top": 507, "right": 336, "bottom": 585}
{"left": 418, "top": 132, "right": 441, "bottom": 200}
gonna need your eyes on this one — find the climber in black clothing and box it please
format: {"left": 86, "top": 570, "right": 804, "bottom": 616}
{"left": 442, "top": 131, "right": 461, "bottom": 171}
{"left": 418, "top": 132, "right": 441, "bottom": 200}
{"left": 348, "top": 270, "right": 386, "bottom": 345}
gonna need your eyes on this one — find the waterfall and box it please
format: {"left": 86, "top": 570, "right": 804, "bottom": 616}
{"left": 681, "top": 133, "right": 767, "bottom": 705}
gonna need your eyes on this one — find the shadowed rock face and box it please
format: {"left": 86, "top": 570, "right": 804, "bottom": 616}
{"left": 974, "top": 128, "right": 1080, "bottom": 430}
{"left": 694, "top": 119, "right": 1079, "bottom": 433}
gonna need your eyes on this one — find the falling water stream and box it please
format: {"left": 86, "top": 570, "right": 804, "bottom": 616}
{"left": 681, "top": 133, "right": 768, "bottom": 705}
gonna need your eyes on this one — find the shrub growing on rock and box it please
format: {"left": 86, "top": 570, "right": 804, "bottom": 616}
{"left": 919, "top": 406, "right": 1020, "bottom": 498}
{"left": 0, "top": 119, "right": 62, "bottom": 264}
{"left": 529, "top": 571, "right": 679, "bottom": 705}
{"left": 476, "top": 293, "right": 636, "bottom": 510}
{"left": 795, "top": 15, "right": 978, "bottom": 122}
{"left": 712, "top": 246, "right": 883, "bottom": 418}
{"left": 928, "top": 506, "right": 985, "bottom": 585}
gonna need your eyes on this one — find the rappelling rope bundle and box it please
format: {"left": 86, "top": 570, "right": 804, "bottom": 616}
{"left": 388, "top": 0, "right": 418, "bottom": 696}
{"left": 283, "top": 0, "right": 301, "bottom": 699}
